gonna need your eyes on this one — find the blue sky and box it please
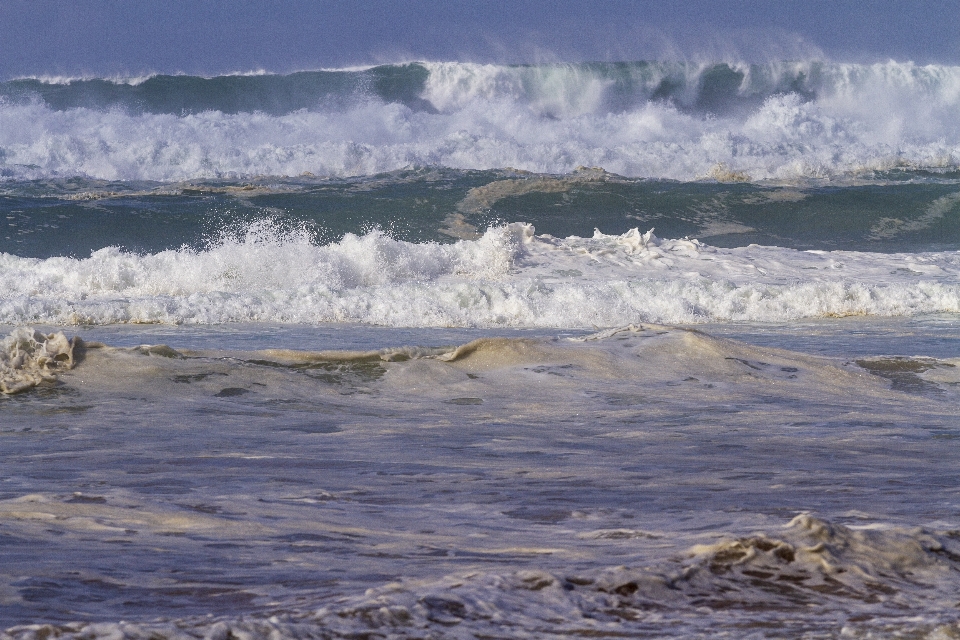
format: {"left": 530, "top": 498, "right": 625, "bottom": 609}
{"left": 2, "top": 1, "right": 958, "bottom": 78}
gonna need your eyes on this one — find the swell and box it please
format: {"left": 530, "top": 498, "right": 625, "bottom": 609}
{"left": 7, "top": 60, "right": 960, "bottom": 119}
{"left": 1, "top": 64, "right": 435, "bottom": 116}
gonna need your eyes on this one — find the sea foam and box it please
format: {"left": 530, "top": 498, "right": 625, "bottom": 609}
{"left": 0, "top": 328, "right": 75, "bottom": 393}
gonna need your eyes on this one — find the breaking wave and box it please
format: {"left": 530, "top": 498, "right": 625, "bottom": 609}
{"left": 1, "top": 60, "right": 959, "bottom": 182}
{"left": 3, "top": 222, "right": 960, "bottom": 326}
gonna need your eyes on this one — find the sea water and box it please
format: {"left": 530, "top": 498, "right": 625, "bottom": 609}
{"left": 2, "top": 61, "right": 960, "bottom": 638}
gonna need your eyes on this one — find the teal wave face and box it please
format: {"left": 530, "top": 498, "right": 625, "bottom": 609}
{"left": 3, "top": 171, "right": 960, "bottom": 259}
{"left": 1, "top": 64, "right": 434, "bottom": 115}
{"left": 0, "top": 61, "right": 821, "bottom": 117}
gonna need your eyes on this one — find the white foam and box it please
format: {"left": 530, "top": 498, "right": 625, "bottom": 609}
{"left": 2, "top": 223, "right": 959, "bottom": 326}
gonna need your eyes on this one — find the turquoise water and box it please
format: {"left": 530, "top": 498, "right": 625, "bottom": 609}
{"left": 4, "top": 172, "right": 960, "bottom": 259}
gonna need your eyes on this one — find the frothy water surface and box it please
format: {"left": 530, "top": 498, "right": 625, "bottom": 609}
{"left": 4, "top": 324, "right": 960, "bottom": 637}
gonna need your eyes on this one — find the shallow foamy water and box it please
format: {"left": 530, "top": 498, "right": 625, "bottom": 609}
{"left": 3, "top": 321, "right": 960, "bottom": 637}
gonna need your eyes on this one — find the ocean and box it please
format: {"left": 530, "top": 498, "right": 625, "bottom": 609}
{"left": 2, "top": 60, "right": 960, "bottom": 638}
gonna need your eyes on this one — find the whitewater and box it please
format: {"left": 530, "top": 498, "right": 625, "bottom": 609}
{"left": 3, "top": 223, "right": 960, "bottom": 327}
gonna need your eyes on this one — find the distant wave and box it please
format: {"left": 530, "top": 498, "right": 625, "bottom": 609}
{"left": 1, "top": 61, "right": 959, "bottom": 182}
{"left": 7, "top": 61, "right": 960, "bottom": 119}
{"left": 1, "top": 64, "right": 435, "bottom": 115}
